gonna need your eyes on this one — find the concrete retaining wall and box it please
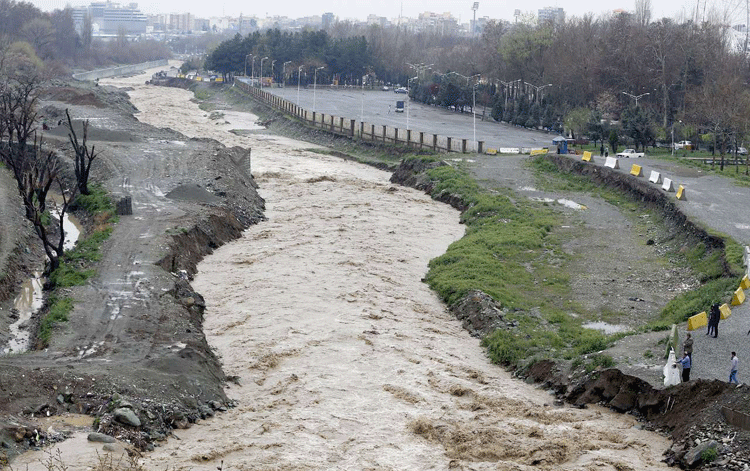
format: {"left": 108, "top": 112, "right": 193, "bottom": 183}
{"left": 72, "top": 59, "right": 169, "bottom": 81}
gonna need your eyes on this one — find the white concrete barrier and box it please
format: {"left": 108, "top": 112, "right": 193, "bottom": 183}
{"left": 662, "top": 177, "right": 674, "bottom": 192}
{"left": 604, "top": 156, "right": 619, "bottom": 169}
{"left": 649, "top": 170, "right": 661, "bottom": 184}
{"left": 499, "top": 147, "right": 521, "bottom": 154}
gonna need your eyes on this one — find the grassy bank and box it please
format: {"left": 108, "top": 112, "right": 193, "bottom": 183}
{"left": 420, "top": 155, "right": 743, "bottom": 370}
{"left": 39, "top": 185, "right": 117, "bottom": 347}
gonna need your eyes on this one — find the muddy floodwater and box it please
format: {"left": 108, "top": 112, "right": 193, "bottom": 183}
{"left": 14, "top": 66, "right": 671, "bottom": 470}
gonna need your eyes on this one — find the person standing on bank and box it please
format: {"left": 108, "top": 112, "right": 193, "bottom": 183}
{"left": 676, "top": 351, "right": 691, "bottom": 382}
{"left": 682, "top": 332, "right": 693, "bottom": 359}
{"left": 707, "top": 303, "right": 720, "bottom": 337}
{"left": 729, "top": 352, "right": 739, "bottom": 384}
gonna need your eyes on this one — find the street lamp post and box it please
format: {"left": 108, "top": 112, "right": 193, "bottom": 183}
{"left": 297, "top": 65, "right": 303, "bottom": 106}
{"left": 244, "top": 54, "right": 252, "bottom": 77}
{"left": 251, "top": 56, "right": 256, "bottom": 85}
{"left": 523, "top": 81, "right": 553, "bottom": 104}
{"left": 259, "top": 57, "right": 268, "bottom": 89}
{"left": 671, "top": 120, "right": 682, "bottom": 156}
{"left": 406, "top": 76, "right": 418, "bottom": 131}
{"left": 445, "top": 71, "right": 481, "bottom": 151}
{"left": 469, "top": 74, "right": 480, "bottom": 152}
{"left": 282, "top": 61, "right": 292, "bottom": 87}
{"left": 622, "top": 91, "right": 650, "bottom": 107}
{"left": 499, "top": 79, "right": 522, "bottom": 109}
{"left": 271, "top": 60, "right": 276, "bottom": 86}
{"left": 313, "top": 66, "right": 324, "bottom": 113}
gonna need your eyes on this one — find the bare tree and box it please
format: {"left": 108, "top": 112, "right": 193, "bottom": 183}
{"left": 65, "top": 108, "right": 98, "bottom": 195}
{"left": 0, "top": 57, "right": 76, "bottom": 273}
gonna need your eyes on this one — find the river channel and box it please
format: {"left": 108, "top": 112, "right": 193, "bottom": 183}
{"left": 13, "top": 66, "right": 672, "bottom": 470}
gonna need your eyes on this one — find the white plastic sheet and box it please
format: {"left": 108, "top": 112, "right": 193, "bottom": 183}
{"left": 664, "top": 348, "right": 681, "bottom": 387}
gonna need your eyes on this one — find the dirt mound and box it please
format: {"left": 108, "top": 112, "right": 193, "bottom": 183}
{"left": 41, "top": 87, "right": 106, "bottom": 108}
{"left": 166, "top": 184, "right": 223, "bottom": 204}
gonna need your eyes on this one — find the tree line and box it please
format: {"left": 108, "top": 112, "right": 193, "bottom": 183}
{"left": 0, "top": 0, "right": 170, "bottom": 70}
{"left": 207, "top": 8, "right": 750, "bottom": 157}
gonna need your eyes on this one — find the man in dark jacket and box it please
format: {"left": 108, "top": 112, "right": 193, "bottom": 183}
{"left": 707, "top": 303, "right": 720, "bottom": 338}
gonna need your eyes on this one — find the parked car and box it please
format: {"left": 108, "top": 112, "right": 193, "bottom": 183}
{"left": 382, "top": 86, "right": 390, "bottom": 91}
{"left": 395, "top": 100, "right": 405, "bottom": 113}
{"left": 616, "top": 148, "right": 645, "bottom": 158}
{"left": 737, "top": 147, "right": 747, "bottom": 155}
{"left": 674, "top": 140, "right": 692, "bottom": 150}
{"left": 394, "top": 87, "right": 408, "bottom": 94}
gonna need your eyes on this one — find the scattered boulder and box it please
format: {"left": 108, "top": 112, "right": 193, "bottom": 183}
{"left": 450, "top": 290, "right": 505, "bottom": 337}
{"left": 113, "top": 408, "right": 141, "bottom": 427}
{"left": 683, "top": 439, "right": 719, "bottom": 467}
{"left": 87, "top": 432, "right": 116, "bottom": 443}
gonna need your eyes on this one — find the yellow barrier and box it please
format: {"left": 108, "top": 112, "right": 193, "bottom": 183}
{"left": 630, "top": 164, "right": 643, "bottom": 177}
{"left": 676, "top": 185, "right": 685, "bottom": 200}
{"left": 720, "top": 303, "right": 732, "bottom": 320}
{"left": 486, "top": 148, "right": 498, "bottom": 155}
{"left": 582, "top": 151, "right": 592, "bottom": 162}
{"left": 731, "top": 287, "right": 745, "bottom": 306}
{"left": 530, "top": 148, "right": 548, "bottom": 156}
{"left": 741, "top": 275, "right": 750, "bottom": 289}
{"left": 687, "top": 311, "right": 708, "bottom": 331}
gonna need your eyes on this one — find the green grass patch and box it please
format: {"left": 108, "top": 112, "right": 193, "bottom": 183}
{"left": 49, "top": 185, "right": 117, "bottom": 288}
{"left": 420, "top": 153, "right": 744, "bottom": 371}
{"left": 38, "top": 296, "right": 73, "bottom": 346}
{"left": 74, "top": 184, "right": 115, "bottom": 216}
{"left": 419, "top": 160, "right": 619, "bottom": 366}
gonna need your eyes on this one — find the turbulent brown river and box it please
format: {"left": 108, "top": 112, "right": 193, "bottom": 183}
{"left": 13, "top": 65, "right": 671, "bottom": 470}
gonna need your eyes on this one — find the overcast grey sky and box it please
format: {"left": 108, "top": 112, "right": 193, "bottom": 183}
{"left": 28, "top": 0, "right": 743, "bottom": 25}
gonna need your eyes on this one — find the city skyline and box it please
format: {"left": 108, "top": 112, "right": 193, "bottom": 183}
{"left": 26, "top": 0, "right": 734, "bottom": 25}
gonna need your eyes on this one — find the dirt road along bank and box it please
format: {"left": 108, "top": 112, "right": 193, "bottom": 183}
{"left": 0, "top": 75, "right": 265, "bottom": 460}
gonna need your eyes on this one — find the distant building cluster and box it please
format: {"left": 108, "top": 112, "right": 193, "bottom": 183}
{"left": 68, "top": 1, "right": 569, "bottom": 39}
{"left": 538, "top": 7, "right": 565, "bottom": 24}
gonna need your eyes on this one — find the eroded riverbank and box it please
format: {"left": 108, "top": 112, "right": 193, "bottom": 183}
{"left": 11, "top": 67, "right": 672, "bottom": 470}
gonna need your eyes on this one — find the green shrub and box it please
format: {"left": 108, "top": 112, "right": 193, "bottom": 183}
{"left": 701, "top": 447, "right": 718, "bottom": 463}
{"left": 74, "top": 184, "right": 114, "bottom": 214}
{"left": 38, "top": 297, "right": 74, "bottom": 346}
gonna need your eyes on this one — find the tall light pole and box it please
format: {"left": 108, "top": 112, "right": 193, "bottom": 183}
{"left": 406, "top": 76, "right": 418, "bottom": 131}
{"left": 524, "top": 81, "right": 553, "bottom": 104}
{"left": 469, "top": 74, "right": 480, "bottom": 152}
{"left": 408, "top": 62, "right": 433, "bottom": 81}
{"left": 251, "top": 56, "right": 256, "bottom": 85}
{"left": 297, "top": 65, "right": 303, "bottom": 106}
{"left": 446, "top": 72, "right": 480, "bottom": 151}
{"left": 622, "top": 91, "right": 650, "bottom": 108}
{"left": 471, "top": 2, "right": 479, "bottom": 39}
{"left": 259, "top": 56, "right": 268, "bottom": 89}
{"left": 271, "top": 60, "right": 276, "bottom": 86}
{"left": 671, "top": 120, "right": 682, "bottom": 156}
{"left": 244, "top": 54, "right": 252, "bottom": 77}
{"left": 282, "top": 61, "right": 291, "bottom": 87}
{"left": 313, "top": 66, "right": 324, "bottom": 113}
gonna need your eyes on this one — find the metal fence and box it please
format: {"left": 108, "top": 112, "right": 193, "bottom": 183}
{"left": 234, "top": 80, "right": 485, "bottom": 154}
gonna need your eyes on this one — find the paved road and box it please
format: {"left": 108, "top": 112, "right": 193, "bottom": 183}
{"left": 241, "top": 81, "right": 556, "bottom": 151}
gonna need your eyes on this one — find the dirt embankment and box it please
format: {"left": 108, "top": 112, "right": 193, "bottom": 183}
{"left": 0, "top": 81, "right": 266, "bottom": 461}
{"left": 390, "top": 154, "right": 750, "bottom": 469}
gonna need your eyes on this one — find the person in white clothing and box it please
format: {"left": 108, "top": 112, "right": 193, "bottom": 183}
{"left": 729, "top": 352, "right": 739, "bottom": 384}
